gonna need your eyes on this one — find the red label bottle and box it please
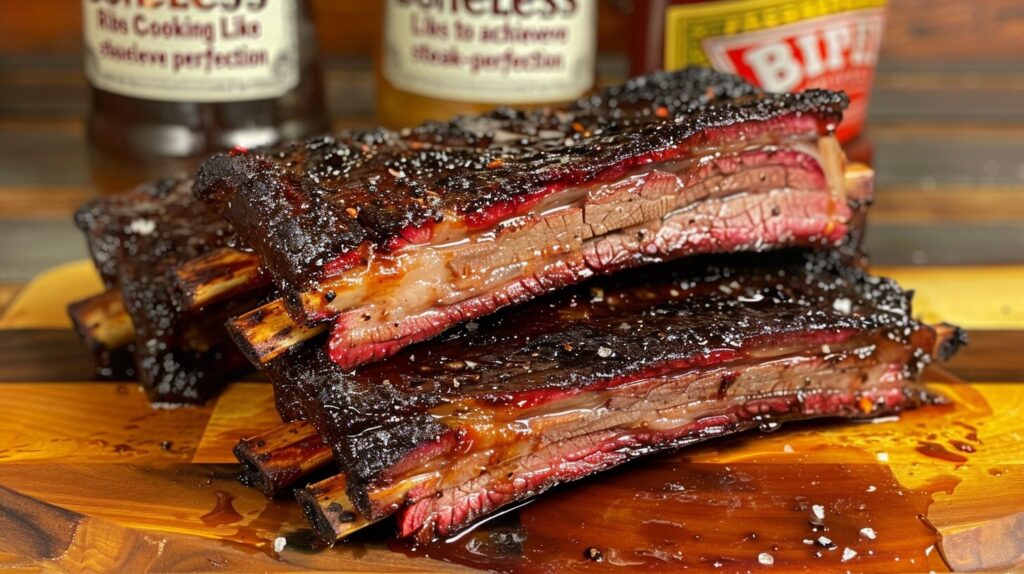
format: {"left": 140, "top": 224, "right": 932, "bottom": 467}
{"left": 632, "top": 0, "right": 887, "bottom": 144}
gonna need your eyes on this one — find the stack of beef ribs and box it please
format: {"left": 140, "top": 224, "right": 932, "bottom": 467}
{"left": 69, "top": 178, "right": 267, "bottom": 402}
{"left": 70, "top": 69, "right": 964, "bottom": 543}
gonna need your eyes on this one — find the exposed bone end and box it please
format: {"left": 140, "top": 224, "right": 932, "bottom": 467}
{"left": 228, "top": 299, "right": 325, "bottom": 365}
{"left": 68, "top": 289, "right": 135, "bottom": 350}
{"left": 233, "top": 420, "right": 334, "bottom": 497}
{"left": 67, "top": 289, "right": 137, "bottom": 380}
{"left": 844, "top": 162, "right": 874, "bottom": 202}
{"left": 174, "top": 247, "right": 265, "bottom": 310}
{"left": 818, "top": 135, "right": 848, "bottom": 205}
{"left": 296, "top": 473, "right": 375, "bottom": 544}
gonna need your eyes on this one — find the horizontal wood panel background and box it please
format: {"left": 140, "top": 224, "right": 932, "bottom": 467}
{"left": 4, "top": 86, "right": 1024, "bottom": 279}
{"left": 4, "top": 0, "right": 1024, "bottom": 64}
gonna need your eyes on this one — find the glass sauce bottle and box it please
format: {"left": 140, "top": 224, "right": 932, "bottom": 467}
{"left": 377, "top": 0, "right": 597, "bottom": 128}
{"left": 631, "top": 0, "right": 887, "bottom": 148}
{"left": 83, "top": 0, "right": 329, "bottom": 193}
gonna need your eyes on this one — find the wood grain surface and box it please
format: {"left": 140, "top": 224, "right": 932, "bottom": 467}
{"left": 0, "top": 262, "right": 1022, "bottom": 572}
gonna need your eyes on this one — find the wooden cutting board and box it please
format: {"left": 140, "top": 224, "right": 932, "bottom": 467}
{"left": 0, "top": 262, "right": 1022, "bottom": 572}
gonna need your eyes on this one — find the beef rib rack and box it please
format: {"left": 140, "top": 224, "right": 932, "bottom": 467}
{"left": 196, "top": 68, "right": 872, "bottom": 370}
{"left": 234, "top": 250, "right": 964, "bottom": 543}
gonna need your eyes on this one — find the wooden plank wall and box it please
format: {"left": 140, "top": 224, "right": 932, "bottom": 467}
{"left": 1, "top": 0, "right": 1023, "bottom": 282}
{"left": 3, "top": 0, "right": 1024, "bottom": 64}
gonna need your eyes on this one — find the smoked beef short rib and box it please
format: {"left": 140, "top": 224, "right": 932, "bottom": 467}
{"left": 235, "top": 250, "right": 964, "bottom": 543}
{"left": 196, "top": 68, "right": 872, "bottom": 370}
{"left": 70, "top": 179, "right": 267, "bottom": 402}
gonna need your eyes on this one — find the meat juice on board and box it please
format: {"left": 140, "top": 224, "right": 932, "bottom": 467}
{"left": 82, "top": 0, "right": 329, "bottom": 192}
{"left": 632, "top": 0, "right": 887, "bottom": 145}
{"left": 377, "top": 0, "right": 598, "bottom": 127}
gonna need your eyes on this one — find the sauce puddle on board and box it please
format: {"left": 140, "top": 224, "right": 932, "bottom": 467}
{"left": 201, "top": 490, "right": 243, "bottom": 528}
{"left": 394, "top": 457, "right": 955, "bottom": 572}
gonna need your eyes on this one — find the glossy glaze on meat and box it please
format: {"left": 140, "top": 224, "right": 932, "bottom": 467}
{"left": 195, "top": 68, "right": 847, "bottom": 300}
{"left": 260, "top": 249, "right": 963, "bottom": 540}
{"left": 198, "top": 68, "right": 866, "bottom": 372}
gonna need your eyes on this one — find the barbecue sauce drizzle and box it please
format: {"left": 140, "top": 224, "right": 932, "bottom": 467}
{"left": 382, "top": 376, "right": 992, "bottom": 572}
{"left": 391, "top": 447, "right": 955, "bottom": 572}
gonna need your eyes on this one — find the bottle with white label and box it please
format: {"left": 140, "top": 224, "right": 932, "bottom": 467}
{"left": 83, "top": 0, "right": 329, "bottom": 192}
{"left": 377, "top": 0, "right": 597, "bottom": 128}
